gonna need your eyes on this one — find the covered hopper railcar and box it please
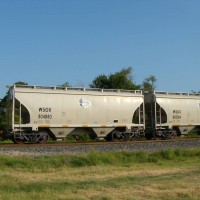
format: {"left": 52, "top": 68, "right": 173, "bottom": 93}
{"left": 7, "top": 85, "right": 145, "bottom": 143}
{"left": 144, "top": 91, "right": 200, "bottom": 139}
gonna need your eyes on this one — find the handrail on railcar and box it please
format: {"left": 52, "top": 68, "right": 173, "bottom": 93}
{"left": 153, "top": 91, "right": 200, "bottom": 96}
{"left": 9, "top": 84, "right": 143, "bottom": 94}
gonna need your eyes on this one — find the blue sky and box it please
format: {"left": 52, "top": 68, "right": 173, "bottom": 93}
{"left": 0, "top": 0, "right": 200, "bottom": 98}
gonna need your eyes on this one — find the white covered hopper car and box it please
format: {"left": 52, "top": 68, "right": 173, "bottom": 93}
{"left": 144, "top": 91, "right": 200, "bottom": 138}
{"left": 7, "top": 85, "right": 145, "bottom": 143}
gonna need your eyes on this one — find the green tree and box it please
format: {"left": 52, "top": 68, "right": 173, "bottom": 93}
{"left": 142, "top": 75, "right": 157, "bottom": 92}
{"left": 89, "top": 75, "right": 110, "bottom": 89}
{"left": 90, "top": 67, "right": 140, "bottom": 90}
{"left": 14, "top": 81, "right": 28, "bottom": 86}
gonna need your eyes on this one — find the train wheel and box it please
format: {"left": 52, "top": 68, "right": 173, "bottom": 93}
{"left": 123, "top": 133, "right": 131, "bottom": 141}
{"left": 111, "top": 131, "right": 122, "bottom": 141}
{"left": 13, "top": 134, "right": 25, "bottom": 144}
{"left": 38, "top": 132, "right": 49, "bottom": 144}
{"left": 134, "top": 133, "right": 140, "bottom": 140}
{"left": 168, "top": 131, "right": 177, "bottom": 139}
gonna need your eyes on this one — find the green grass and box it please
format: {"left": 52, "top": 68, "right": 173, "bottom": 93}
{"left": 0, "top": 149, "right": 199, "bottom": 199}
{"left": 0, "top": 148, "right": 199, "bottom": 170}
{"left": 185, "top": 131, "right": 200, "bottom": 138}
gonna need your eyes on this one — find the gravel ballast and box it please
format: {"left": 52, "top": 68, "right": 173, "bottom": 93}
{"left": 0, "top": 139, "right": 200, "bottom": 156}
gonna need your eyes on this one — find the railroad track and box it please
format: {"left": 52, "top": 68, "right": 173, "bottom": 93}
{"left": 0, "top": 137, "right": 200, "bottom": 147}
{"left": 0, "top": 138, "right": 199, "bottom": 155}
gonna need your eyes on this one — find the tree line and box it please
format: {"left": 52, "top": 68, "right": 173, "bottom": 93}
{"left": 60, "top": 67, "right": 157, "bottom": 91}
{"left": 0, "top": 67, "right": 156, "bottom": 131}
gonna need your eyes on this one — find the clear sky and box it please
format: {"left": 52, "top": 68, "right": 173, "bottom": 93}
{"left": 0, "top": 0, "right": 200, "bottom": 98}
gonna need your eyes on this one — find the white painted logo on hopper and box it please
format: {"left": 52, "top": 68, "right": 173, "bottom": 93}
{"left": 79, "top": 97, "right": 91, "bottom": 108}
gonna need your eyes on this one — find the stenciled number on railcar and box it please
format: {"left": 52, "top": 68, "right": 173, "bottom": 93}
{"left": 38, "top": 107, "right": 52, "bottom": 119}
{"left": 172, "top": 110, "right": 181, "bottom": 119}
{"left": 39, "top": 107, "right": 51, "bottom": 112}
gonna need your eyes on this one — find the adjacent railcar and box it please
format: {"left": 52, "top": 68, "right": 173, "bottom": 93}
{"left": 7, "top": 85, "right": 145, "bottom": 143}
{"left": 144, "top": 91, "right": 200, "bottom": 138}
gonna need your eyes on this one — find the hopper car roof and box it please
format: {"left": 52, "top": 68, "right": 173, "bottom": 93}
{"left": 153, "top": 91, "right": 200, "bottom": 96}
{"left": 145, "top": 91, "right": 200, "bottom": 100}
{"left": 153, "top": 91, "right": 200, "bottom": 100}
{"left": 9, "top": 84, "right": 143, "bottom": 97}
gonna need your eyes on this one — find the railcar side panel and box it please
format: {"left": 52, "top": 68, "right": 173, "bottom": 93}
{"left": 145, "top": 92, "right": 200, "bottom": 135}
{"left": 9, "top": 86, "right": 145, "bottom": 140}
{"left": 156, "top": 96, "right": 200, "bottom": 126}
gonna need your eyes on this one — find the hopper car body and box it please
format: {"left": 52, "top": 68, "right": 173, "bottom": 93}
{"left": 6, "top": 85, "right": 145, "bottom": 143}
{"left": 144, "top": 91, "right": 200, "bottom": 138}
{"left": 4, "top": 85, "right": 200, "bottom": 143}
